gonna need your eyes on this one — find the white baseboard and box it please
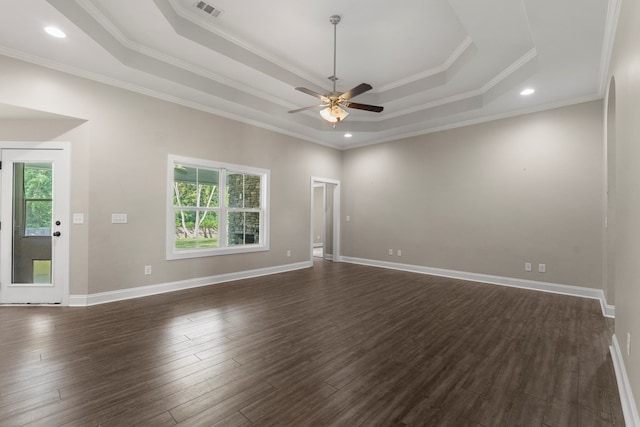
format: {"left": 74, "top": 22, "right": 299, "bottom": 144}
{"left": 69, "top": 260, "right": 312, "bottom": 307}
{"left": 604, "top": 302, "right": 616, "bottom": 318}
{"left": 611, "top": 334, "right": 640, "bottom": 427}
{"left": 340, "top": 257, "right": 615, "bottom": 318}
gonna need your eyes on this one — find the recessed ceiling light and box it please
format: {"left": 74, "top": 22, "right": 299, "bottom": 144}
{"left": 344, "top": 133, "right": 353, "bottom": 138}
{"left": 44, "top": 26, "right": 66, "bottom": 39}
{"left": 520, "top": 88, "right": 535, "bottom": 96}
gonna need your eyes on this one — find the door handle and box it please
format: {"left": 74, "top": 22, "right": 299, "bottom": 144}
{"left": 53, "top": 231, "right": 61, "bottom": 237}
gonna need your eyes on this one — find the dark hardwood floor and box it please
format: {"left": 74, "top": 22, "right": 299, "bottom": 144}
{"left": 0, "top": 260, "right": 624, "bottom": 426}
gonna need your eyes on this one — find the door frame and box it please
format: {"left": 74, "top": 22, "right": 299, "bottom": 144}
{"left": 0, "top": 141, "right": 71, "bottom": 305}
{"left": 310, "top": 176, "right": 340, "bottom": 262}
{"left": 603, "top": 77, "right": 616, "bottom": 311}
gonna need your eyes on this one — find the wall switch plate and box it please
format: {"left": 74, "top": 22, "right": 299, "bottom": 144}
{"left": 388, "top": 249, "right": 393, "bottom": 256}
{"left": 286, "top": 250, "right": 291, "bottom": 257}
{"left": 346, "top": 216, "right": 350, "bottom": 222}
{"left": 397, "top": 249, "right": 402, "bottom": 256}
{"left": 111, "top": 213, "right": 127, "bottom": 224}
{"left": 538, "top": 263, "right": 546, "bottom": 273}
{"left": 525, "top": 262, "right": 532, "bottom": 272}
{"left": 144, "top": 265, "right": 152, "bottom": 275}
{"left": 73, "top": 213, "right": 84, "bottom": 224}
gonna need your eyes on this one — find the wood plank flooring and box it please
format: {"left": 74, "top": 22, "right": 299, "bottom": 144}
{"left": 0, "top": 260, "right": 624, "bottom": 426}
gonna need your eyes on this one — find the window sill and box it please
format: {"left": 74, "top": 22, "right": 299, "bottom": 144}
{"left": 166, "top": 244, "right": 269, "bottom": 260}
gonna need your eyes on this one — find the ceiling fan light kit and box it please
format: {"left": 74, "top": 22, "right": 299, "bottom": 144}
{"left": 288, "top": 14, "right": 384, "bottom": 127}
{"left": 320, "top": 105, "right": 349, "bottom": 123}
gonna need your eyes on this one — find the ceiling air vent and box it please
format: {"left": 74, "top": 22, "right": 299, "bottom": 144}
{"left": 195, "top": 1, "right": 223, "bottom": 18}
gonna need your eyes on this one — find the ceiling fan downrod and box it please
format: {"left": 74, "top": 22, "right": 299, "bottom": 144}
{"left": 329, "top": 15, "right": 341, "bottom": 93}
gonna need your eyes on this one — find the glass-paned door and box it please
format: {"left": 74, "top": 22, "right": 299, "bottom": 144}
{"left": 0, "top": 149, "right": 69, "bottom": 304}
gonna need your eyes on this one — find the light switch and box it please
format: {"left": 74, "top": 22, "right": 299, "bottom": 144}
{"left": 111, "top": 213, "right": 128, "bottom": 224}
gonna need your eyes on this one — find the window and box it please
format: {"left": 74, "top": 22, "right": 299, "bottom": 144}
{"left": 167, "top": 155, "right": 269, "bottom": 259}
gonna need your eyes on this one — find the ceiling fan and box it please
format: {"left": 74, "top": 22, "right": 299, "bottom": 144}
{"left": 288, "top": 15, "right": 384, "bottom": 126}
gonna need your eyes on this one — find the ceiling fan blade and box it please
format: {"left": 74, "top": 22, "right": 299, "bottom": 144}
{"left": 288, "top": 104, "right": 328, "bottom": 114}
{"left": 295, "top": 87, "right": 329, "bottom": 102}
{"left": 344, "top": 102, "right": 384, "bottom": 113}
{"left": 341, "top": 83, "right": 373, "bottom": 100}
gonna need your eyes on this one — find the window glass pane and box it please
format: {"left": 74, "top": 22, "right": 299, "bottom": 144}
{"left": 198, "top": 168, "right": 219, "bottom": 185}
{"left": 197, "top": 183, "right": 219, "bottom": 208}
{"left": 227, "top": 173, "right": 244, "bottom": 208}
{"left": 196, "top": 210, "right": 219, "bottom": 243}
{"left": 174, "top": 210, "right": 219, "bottom": 249}
{"left": 174, "top": 182, "right": 197, "bottom": 207}
{"left": 227, "top": 212, "right": 244, "bottom": 245}
{"left": 25, "top": 200, "right": 52, "bottom": 236}
{"left": 174, "top": 165, "right": 197, "bottom": 184}
{"left": 246, "top": 212, "right": 260, "bottom": 244}
{"left": 244, "top": 175, "right": 261, "bottom": 209}
{"left": 23, "top": 164, "right": 52, "bottom": 199}
{"left": 33, "top": 260, "right": 51, "bottom": 284}
{"left": 227, "top": 212, "right": 260, "bottom": 246}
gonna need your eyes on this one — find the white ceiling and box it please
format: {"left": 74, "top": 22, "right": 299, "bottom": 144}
{"left": 0, "top": 0, "right": 619, "bottom": 149}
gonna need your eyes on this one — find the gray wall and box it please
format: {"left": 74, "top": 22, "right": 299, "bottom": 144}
{"left": 0, "top": 55, "right": 342, "bottom": 295}
{"left": 342, "top": 100, "right": 604, "bottom": 289}
{"left": 608, "top": 0, "right": 640, "bottom": 413}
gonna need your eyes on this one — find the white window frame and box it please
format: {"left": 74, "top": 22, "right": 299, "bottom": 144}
{"left": 166, "top": 154, "right": 270, "bottom": 260}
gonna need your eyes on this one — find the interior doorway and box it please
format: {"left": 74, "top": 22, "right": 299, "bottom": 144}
{"left": 310, "top": 177, "right": 340, "bottom": 262}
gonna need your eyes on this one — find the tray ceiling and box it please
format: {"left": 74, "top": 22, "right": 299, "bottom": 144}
{"left": 0, "top": 0, "right": 619, "bottom": 149}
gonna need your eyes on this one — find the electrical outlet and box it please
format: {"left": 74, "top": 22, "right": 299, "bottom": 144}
{"left": 397, "top": 249, "right": 402, "bottom": 256}
{"left": 286, "top": 250, "right": 291, "bottom": 257}
{"left": 388, "top": 249, "right": 393, "bottom": 256}
{"left": 144, "top": 265, "right": 152, "bottom": 275}
{"left": 346, "top": 216, "right": 350, "bottom": 222}
{"left": 538, "top": 263, "right": 546, "bottom": 273}
{"left": 73, "top": 213, "right": 84, "bottom": 224}
{"left": 628, "top": 332, "right": 631, "bottom": 356}
{"left": 525, "top": 262, "right": 532, "bottom": 272}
